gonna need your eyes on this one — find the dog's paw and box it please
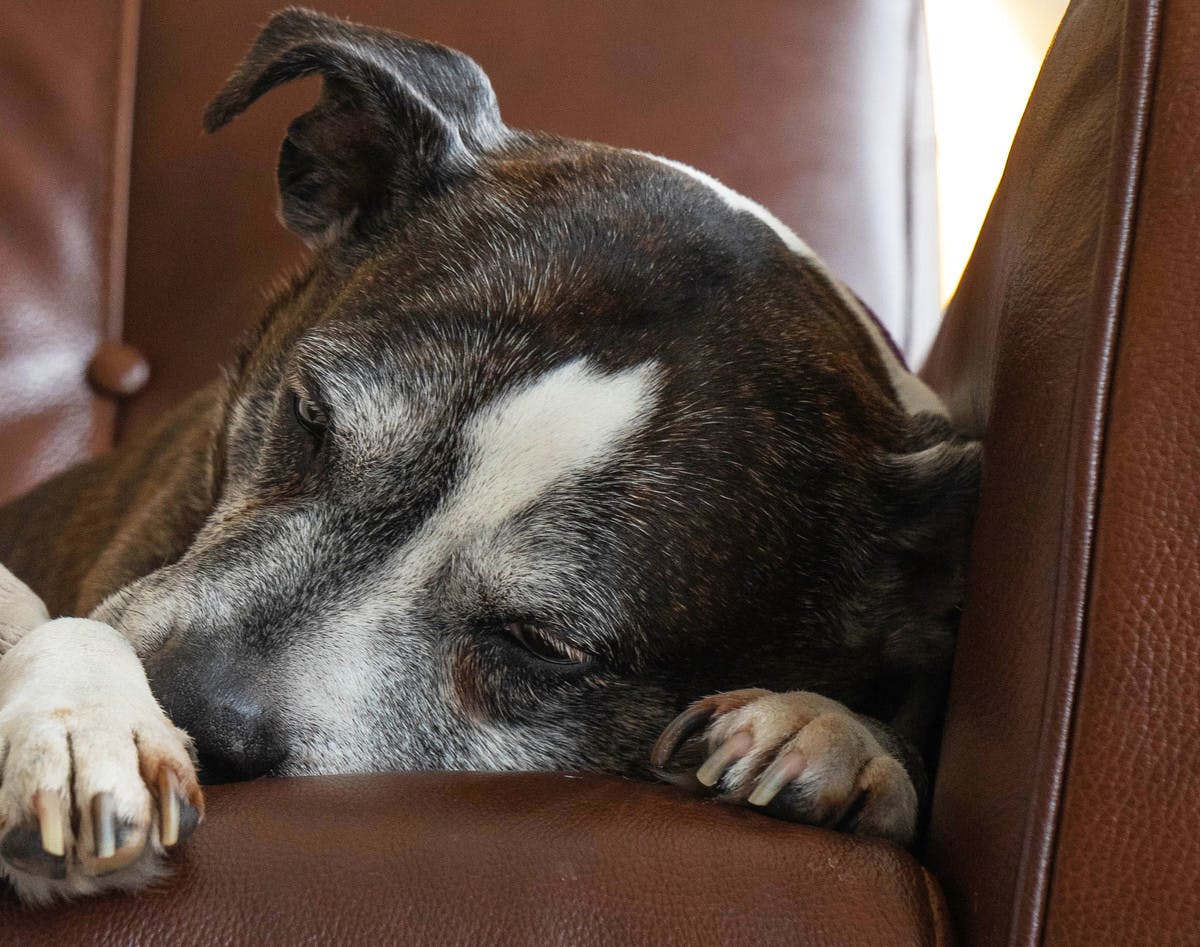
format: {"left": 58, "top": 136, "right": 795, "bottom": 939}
{"left": 0, "top": 618, "right": 202, "bottom": 905}
{"left": 650, "top": 689, "right": 917, "bottom": 845}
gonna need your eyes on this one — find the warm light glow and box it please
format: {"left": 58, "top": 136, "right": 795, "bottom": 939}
{"left": 925, "top": 0, "right": 1067, "bottom": 304}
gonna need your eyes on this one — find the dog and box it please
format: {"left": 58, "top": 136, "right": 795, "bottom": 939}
{"left": 0, "top": 7, "right": 978, "bottom": 904}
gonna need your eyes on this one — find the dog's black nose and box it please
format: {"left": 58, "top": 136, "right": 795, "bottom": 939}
{"left": 188, "top": 693, "right": 288, "bottom": 784}
{"left": 148, "top": 649, "right": 287, "bottom": 784}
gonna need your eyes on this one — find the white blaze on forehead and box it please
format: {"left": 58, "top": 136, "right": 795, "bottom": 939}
{"left": 458, "top": 358, "right": 659, "bottom": 528}
{"left": 638, "top": 152, "right": 947, "bottom": 418}
{"left": 395, "top": 358, "right": 660, "bottom": 584}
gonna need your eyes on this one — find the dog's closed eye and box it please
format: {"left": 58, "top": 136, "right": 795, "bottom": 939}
{"left": 291, "top": 392, "right": 330, "bottom": 440}
{"left": 502, "top": 620, "right": 593, "bottom": 668}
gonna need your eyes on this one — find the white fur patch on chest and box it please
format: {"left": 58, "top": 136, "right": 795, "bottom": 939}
{"left": 398, "top": 357, "right": 660, "bottom": 584}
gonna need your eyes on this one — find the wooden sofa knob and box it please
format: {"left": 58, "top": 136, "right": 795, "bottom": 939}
{"left": 88, "top": 342, "right": 150, "bottom": 397}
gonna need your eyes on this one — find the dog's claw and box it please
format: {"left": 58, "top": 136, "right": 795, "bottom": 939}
{"left": 649, "top": 703, "right": 715, "bottom": 770}
{"left": 158, "top": 770, "right": 180, "bottom": 847}
{"left": 747, "top": 750, "right": 805, "bottom": 807}
{"left": 33, "top": 789, "right": 65, "bottom": 857}
{"left": 696, "top": 730, "right": 753, "bottom": 787}
{"left": 91, "top": 792, "right": 117, "bottom": 859}
{"left": 93, "top": 818, "right": 149, "bottom": 876}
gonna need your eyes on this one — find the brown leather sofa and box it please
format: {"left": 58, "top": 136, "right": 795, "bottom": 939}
{"left": 0, "top": 0, "right": 1195, "bottom": 943}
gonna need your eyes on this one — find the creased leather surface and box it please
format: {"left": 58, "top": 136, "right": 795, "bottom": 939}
{"left": 923, "top": 0, "right": 1166, "bottom": 943}
{"left": 0, "top": 773, "right": 952, "bottom": 946}
{"left": 0, "top": 0, "right": 139, "bottom": 504}
{"left": 117, "top": 0, "right": 938, "bottom": 444}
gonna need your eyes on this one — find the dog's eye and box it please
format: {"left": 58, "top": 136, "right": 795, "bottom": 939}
{"left": 292, "top": 393, "right": 329, "bottom": 438}
{"left": 503, "top": 621, "right": 592, "bottom": 667}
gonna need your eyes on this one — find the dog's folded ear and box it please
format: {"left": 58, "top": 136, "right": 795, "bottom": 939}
{"left": 864, "top": 428, "right": 981, "bottom": 674}
{"left": 881, "top": 432, "right": 982, "bottom": 557}
{"left": 203, "top": 6, "right": 506, "bottom": 245}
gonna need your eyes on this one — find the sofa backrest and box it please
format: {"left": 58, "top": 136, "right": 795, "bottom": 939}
{"left": 0, "top": 0, "right": 939, "bottom": 505}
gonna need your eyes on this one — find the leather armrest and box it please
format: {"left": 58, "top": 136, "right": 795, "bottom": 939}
{"left": 923, "top": 0, "right": 1200, "bottom": 942}
{"left": 0, "top": 773, "right": 951, "bottom": 945}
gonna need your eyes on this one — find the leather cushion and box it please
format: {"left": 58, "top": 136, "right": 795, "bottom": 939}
{"left": 0, "top": 773, "right": 952, "bottom": 946}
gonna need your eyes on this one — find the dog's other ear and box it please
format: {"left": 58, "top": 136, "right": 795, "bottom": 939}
{"left": 871, "top": 427, "right": 982, "bottom": 660}
{"left": 203, "top": 6, "right": 506, "bottom": 245}
{"left": 883, "top": 432, "right": 982, "bottom": 553}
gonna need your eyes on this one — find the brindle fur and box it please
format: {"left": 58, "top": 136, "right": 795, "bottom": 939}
{"left": 0, "top": 9, "right": 977, "bottom": 799}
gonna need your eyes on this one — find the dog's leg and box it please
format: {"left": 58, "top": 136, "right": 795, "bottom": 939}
{"left": 650, "top": 689, "right": 921, "bottom": 846}
{"left": 0, "top": 565, "right": 50, "bottom": 656}
{"left": 0, "top": 565, "right": 201, "bottom": 905}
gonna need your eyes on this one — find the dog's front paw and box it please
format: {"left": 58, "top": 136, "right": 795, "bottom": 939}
{"left": 650, "top": 689, "right": 917, "bottom": 845}
{"left": 0, "top": 619, "right": 202, "bottom": 905}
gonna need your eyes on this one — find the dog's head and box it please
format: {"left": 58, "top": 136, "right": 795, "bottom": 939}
{"left": 96, "top": 8, "right": 978, "bottom": 782}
